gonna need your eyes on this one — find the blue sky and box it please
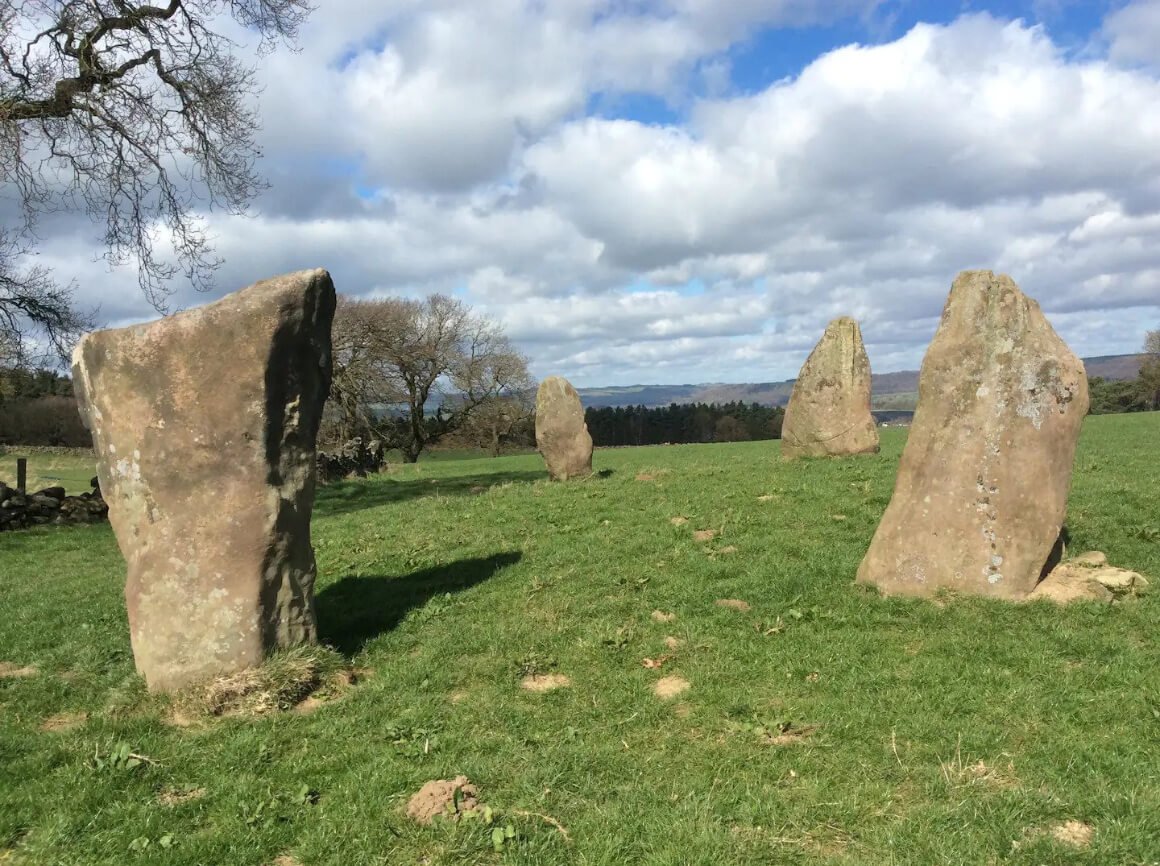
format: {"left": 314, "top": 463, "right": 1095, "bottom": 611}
{"left": 35, "top": 0, "right": 1160, "bottom": 387}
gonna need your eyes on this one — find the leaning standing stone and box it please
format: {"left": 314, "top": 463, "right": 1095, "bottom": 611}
{"left": 857, "top": 270, "right": 1088, "bottom": 600}
{"left": 72, "top": 269, "right": 336, "bottom": 692}
{"left": 781, "top": 317, "right": 879, "bottom": 459}
{"left": 535, "top": 376, "right": 593, "bottom": 480}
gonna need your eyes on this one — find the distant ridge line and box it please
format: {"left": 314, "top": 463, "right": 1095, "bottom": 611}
{"left": 576, "top": 353, "right": 1146, "bottom": 410}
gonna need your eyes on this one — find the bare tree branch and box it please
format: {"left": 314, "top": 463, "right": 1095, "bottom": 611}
{"left": 1, "top": 0, "right": 312, "bottom": 355}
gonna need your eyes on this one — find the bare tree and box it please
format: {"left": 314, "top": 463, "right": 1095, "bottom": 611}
{"left": 326, "top": 294, "right": 534, "bottom": 462}
{"left": 1140, "top": 326, "right": 1160, "bottom": 411}
{"left": 1, "top": 0, "right": 311, "bottom": 357}
{"left": 0, "top": 226, "right": 92, "bottom": 366}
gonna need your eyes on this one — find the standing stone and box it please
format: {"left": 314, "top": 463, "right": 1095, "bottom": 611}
{"left": 535, "top": 376, "right": 593, "bottom": 480}
{"left": 856, "top": 271, "right": 1089, "bottom": 600}
{"left": 72, "top": 269, "right": 336, "bottom": 692}
{"left": 781, "top": 317, "right": 879, "bottom": 459}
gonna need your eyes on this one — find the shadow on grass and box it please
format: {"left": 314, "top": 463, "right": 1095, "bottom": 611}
{"left": 316, "top": 551, "right": 523, "bottom": 655}
{"left": 313, "top": 471, "right": 544, "bottom": 518}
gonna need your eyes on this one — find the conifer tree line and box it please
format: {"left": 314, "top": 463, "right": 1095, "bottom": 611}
{"left": 584, "top": 402, "right": 784, "bottom": 447}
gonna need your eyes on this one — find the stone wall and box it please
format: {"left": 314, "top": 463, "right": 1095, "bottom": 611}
{"left": 0, "top": 477, "right": 108, "bottom": 531}
{"left": 317, "top": 438, "right": 387, "bottom": 483}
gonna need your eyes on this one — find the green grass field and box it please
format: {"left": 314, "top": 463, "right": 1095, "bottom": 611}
{"left": 1, "top": 414, "right": 1158, "bottom": 865}
{"left": 0, "top": 450, "right": 96, "bottom": 495}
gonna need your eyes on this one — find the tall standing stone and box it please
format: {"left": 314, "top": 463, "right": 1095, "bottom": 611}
{"left": 856, "top": 270, "right": 1089, "bottom": 600}
{"left": 781, "top": 317, "right": 879, "bottom": 459}
{"left": 72, "top": 269, "right": 336, "bottom": 692}
{"left": 535, "top": 376, "right": 593, "bottom": 480}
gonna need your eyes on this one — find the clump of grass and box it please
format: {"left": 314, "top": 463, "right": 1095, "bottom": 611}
{"left": 174, "top": 644, "right": 348, "bottom": 718}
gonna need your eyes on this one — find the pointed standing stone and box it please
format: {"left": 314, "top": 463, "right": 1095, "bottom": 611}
{"left": 856, "top": 270, "right": 1089, "bottom": 600}
{"left": 781, "top": 317, "right": 879, "bottom": 459}
{"left": 72, "top": 269, "right": 336, "bottom": 692}
{"left": 535, "top": 376, "right": 593, "bottom": 480}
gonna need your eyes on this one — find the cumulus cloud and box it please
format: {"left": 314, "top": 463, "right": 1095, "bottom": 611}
{"left": 1104, "top": 0, "right": 1160, "bottom": 69}
{"left": 13, "top": 3, "right": 1160, "bottom": 386}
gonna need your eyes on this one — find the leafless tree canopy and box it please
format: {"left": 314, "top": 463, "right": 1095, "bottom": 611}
{"left": 0, "top": 226, "right": 92, "bottom": 365}
{"left": 328, "top": 294, "right": 534, "bottom": 462}
{"left": 1, "top": 0, "right": 311, "bottom": 358}
{"left": 1141, "top": 325, "right": 1160, "bottom": 410}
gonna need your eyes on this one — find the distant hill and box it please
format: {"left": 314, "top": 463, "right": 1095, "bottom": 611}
{"left": 577, "top": 353, "right": 1146, "bottom": 411}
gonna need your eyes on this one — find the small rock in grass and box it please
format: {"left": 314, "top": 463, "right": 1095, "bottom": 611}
{"left": 1028, "top": 552, "right": 1148, "bottom": 604}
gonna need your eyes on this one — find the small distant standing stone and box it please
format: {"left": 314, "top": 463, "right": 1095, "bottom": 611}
{"left": 72, "top": 269, "right": 336, "bottom": 692}
{"left": 857, "top": 270, "right": 1089, "bottom": 600}
{"left": 781, "top": 317, "right": 879, "bottom": 459}
{"left": 535, "top": 376, "right": 593, "bottom": 480}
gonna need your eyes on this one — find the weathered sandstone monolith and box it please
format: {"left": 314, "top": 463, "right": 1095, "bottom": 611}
{"left": 72, "top": 269, "right": 336, "bottom": 692}
{"left": 856, "top": 270, "right": 1089, "bottom": 600}
{"left": 535, "top": 376, "right": 593, "bottom": 480}
{"left": 781, "top": 317, "right": 879, "bottom": 459}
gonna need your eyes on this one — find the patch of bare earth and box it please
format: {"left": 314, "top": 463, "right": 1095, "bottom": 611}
{"left": 692, "top": 529, "right": 718, "bottom": 542}
{"left": 0, "top": 662, "right": 38, "bottom": 678}
{"left": 158, "top": 786, "right": 207, "bottom": 807}
{"left": 521, "top": 673, "right": 571, "bottom": 692}
{"left": 716, "top": 545, "right": 738, "bottom": 555}
{"left": 406, "top": 776, "right": 482, "bottom": 825}
{"left": 635, "top": 472, "right": 657, "bottom": 481}
{"left": 165, "top": 708, "right": 203, "bottom": 729}
{"left": 757, "top": 494, "right": 776, "bottom": 502}
{"left": 651, "top": 610, "right": 676, "bottom": 623}
{"left": 1014, "top": 820, "right": 1095, "bottom": 852}
{"left": 39, "top": 712, "right": 88, "bottom": 732}
{"left": 269, "top": 855, "right": 304, "bottom": 866}
{"left": 664, "top": 636, "right": 683, "bottom": 649}
{"left": 763, "top": 723, "right": 819, "bottom": 746}
{"left": 716, "top": 598, "right": 751, "bottom": 612}
{"left": 449, "top": 690, "right": 469, "bottom": 704}
{"left": 1051, "top": 821, "right": 1094, "bottom": 848}
{"left": 670, "top": 516, "right": 688, "bottom": 526}
{"left": 653, "top": 675, "right": 690, "bottom": 699}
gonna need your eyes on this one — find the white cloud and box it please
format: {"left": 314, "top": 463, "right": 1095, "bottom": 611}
{"left": 1104, "top": 0, "right": 1160, "bottom": 69}
{"left": 15, "top": 5, "right": 1160, "bottom": 386}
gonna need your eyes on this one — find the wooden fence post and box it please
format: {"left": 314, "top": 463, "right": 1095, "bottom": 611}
{"left": 16, "top": 457, "right": 27, "bottom": 494}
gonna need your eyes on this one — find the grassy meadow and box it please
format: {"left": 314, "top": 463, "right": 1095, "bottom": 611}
{"left": 1, "top": 413, "right": 1158, "bottom": 865}
{"left": 0, "top": 451, "right": 96, "bottom": 496}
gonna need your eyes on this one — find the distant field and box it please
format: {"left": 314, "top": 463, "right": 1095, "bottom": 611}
{"left": 0, "top": 449, "right": 96, "bottom": 494}
{"left": 1, "top": 414, "right": 1157, "bottom": 865}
